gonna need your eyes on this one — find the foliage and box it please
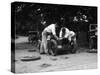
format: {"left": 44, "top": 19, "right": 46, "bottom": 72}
{"left": 11, "top": 2, "right": 97, "bottom": 35}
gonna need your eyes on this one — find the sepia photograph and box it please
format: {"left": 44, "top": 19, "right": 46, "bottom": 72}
{"left": 11, "top": 2, "right": 97, "bottom": 73}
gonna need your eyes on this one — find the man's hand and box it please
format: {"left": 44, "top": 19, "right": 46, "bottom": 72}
{"left": 53, "top": 35, "right": 59, "bottom": 40}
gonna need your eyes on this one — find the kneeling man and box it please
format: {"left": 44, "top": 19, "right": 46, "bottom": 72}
{"left": 59, "top": 27, "right": 77, "bottom": 45}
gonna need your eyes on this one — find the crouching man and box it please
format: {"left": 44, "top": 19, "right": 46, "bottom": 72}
{"left": 59, "top": 27, "right": 77, "bottom": 45}
{"left": 40, "top": 23, "right": 59, "bottom": 54}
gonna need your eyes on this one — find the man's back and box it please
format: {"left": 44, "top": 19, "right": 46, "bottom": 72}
{"left": 44, "top": 24, "right": 56, "bottom": 35}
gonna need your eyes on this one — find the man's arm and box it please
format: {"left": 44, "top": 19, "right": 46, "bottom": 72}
{"left": 53, "top": 34, "right": 59, "bottom": 40}
{"left": 51, "top": 24, "right": 59, "bottom": 40}
{"left": 59, "top": 29, "right": 62, "bottom": 38}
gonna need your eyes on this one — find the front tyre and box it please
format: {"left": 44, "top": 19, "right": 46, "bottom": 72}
{"left": 47, "top": 39, "right": 57, "bottom": 56}
{"left": 70, "top": 41, "right": 77, "bottom": 53}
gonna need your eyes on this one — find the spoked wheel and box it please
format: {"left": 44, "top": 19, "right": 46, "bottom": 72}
{"left": 47, "top": 39, "right": 57, "bottom": 56}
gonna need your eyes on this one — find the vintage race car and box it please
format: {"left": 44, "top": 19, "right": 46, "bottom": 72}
{"left": 47, "top": 38, "right": 77, "bottom": 56}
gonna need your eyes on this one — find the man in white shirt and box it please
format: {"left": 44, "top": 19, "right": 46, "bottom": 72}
{"left": 40, "top": 23, "right": 59, "bottom": 54}
{"left": 59, "top": 27, "right": 76, "bottom": 44}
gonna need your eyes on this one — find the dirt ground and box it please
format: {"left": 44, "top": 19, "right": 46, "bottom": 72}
{"left": 14, "top": 36, "right": 97, "bottom": 73}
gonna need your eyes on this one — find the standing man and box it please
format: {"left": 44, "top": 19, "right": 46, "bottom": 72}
{"left": 40, "top": 23, "right": 59, "bottom": 54}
